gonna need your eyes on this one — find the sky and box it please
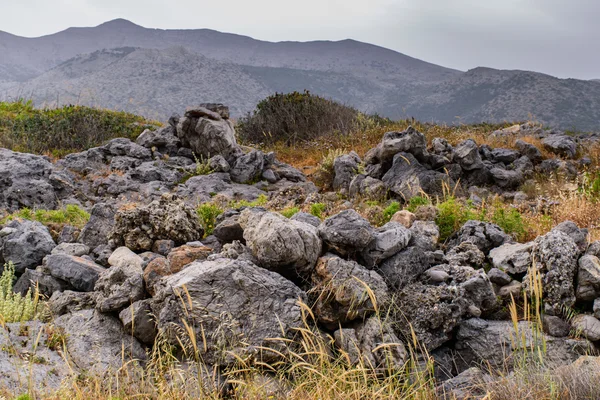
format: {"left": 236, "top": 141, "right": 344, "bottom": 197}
{"left": 1, "top": 0, "right": 598, "bottom": 80}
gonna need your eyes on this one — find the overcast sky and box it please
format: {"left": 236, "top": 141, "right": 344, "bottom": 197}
{"left": 1, "top": 0, "right": 598, "bottom": 79}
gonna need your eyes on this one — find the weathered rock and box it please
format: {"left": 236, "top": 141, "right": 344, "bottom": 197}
{"left": 111, "top": 193, "right": 203, "bottom": 251}
{"left": 78, "top": 203, "right": 116, "bottom": 249}
{"left": 95, "top": 248, "right": 145, "bottom": 313}
{"left": 377, "top": 246, "right": 436, "bottom": 289}
{"left": 0, "top": 219, "right": 56, "bottom": 273}
{"left": 230, "top": 150, "right": 264, "bottom": 184}
{"left": 390, "top": 210, "right": 416, "bottom": 228}
{"left": 554, "top": 221, "right": 588, "bottom": 252}
{"left": 497, "top": 280, "right": 523, "bottom": 299}
{"left": 208, "top": 154, "right": 230, "bottom": 173}
{"left": 542, "top": 315, "right": 571, "bottom": 338}
{"left": 143, "top": 257, "right": 170, "bottom": 296}
{"left": 449, "top": 220, "right": 513, "bottom": 255}
{"left": 136, "top": 126, "right": 181, "bottom": 156}
{"left": 51, "top": 242, "right": 90, "bottom": 257}
{"left": 311, "top": 254, "right": 389, "bottom": 329}
{"left": 444, "top": 241, "right": 485, "bottom": 268}
{"left": 436, "top": 367, "right": 489, "bottom": 400}
{"left": 44, "top": 254, "right": 105, "bottom": 292}
{"left": 54, "top": 309, "right": 146, "bottom": 374}
{"left": 370, "top": 127, "right": 428, "bottom": 166}
{"left": 572, "top": 315, "right": 600, "bottom": 341}
{"left": 318, "top": 209, "right": 374, "bottom": 256}
{"left": 49, "top": 290, "right": 97, "bottom": 316}
{"left": 410, "top": 220, "right": 440, "bottom": 250}
{"left": 515, "top": 139, "right": 544, "bottom": 163}
{"left": 119, "top": 299, "right": 157, "bottom": 346}
{"left": 489, "top": 242, "right": 534, "bottom": 274}
{"left": 290, "top": 212, "right": 321, "bottom": 227}
{"left": 487, "top": 267, "right": 512, "bottom": 286}
{"left": 13, "top": 268, "right": 70, "bottom": 297}
{"left": 576, "top": 255, "right": 600, "bottom": 302}
{"left": 382, "top": 152, "right": 451, "bottom": 200}
{"left": 154, "top": 258, "right": 306, "bottom": 366}
{"left": 334, "top": 316, "right": 407, "bottom": 370}
{"left": 453, "top": 139, "right": 483, "bottom": 170}
{"left": 177, "top": 173, "right": 266, "bottom": 205}
{"left": 333, "top": 152, "right": 361, "bottom": 191}
{"left": 167, "top": 244, "right": 212, "bottom": 273}
{"left": 490, "top": 167, "right": 524, "bottom": 189}
{"left": 152, "top": 239, "right": 175, "bottom": 256}
{"left": 542, "top": 135, "right": 577, "bottom": 158}
{"left": 213, "top": 213, "right": 244, "bottom": 243}
{"left": 361, "top": 222, "right": 411, "bottom": 267}
{"left": 348, "top": 175, "right": 388, "bottom": 200}
{"left": 239, "top": 209, "right": 321, "bottom": 280}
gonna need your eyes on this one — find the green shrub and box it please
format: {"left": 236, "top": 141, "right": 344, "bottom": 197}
{"left": 407, "top": 196, "right": 431, "bottom": 212}
{"left": 237, "top": 91, "right": 361, "bottom": 145}
{"left": 229, "top": 194, "right": 268, "bottom": 210}
{"left": 436, "top": 197, "right": 479, "bottom": 241}
{"left": 382, "top": 201, "right": 401, "bottom": 223}
{"left": 280, "top": 207, "right": 300, "bottom": 218}
{"left": 579, "top": 171, "right": 600, "bottom": 201}
{"left": 196, "top": 203, "right": 224, "bottom": 237}
{"left": 0, "top": 100, "right": 157, "bottom": 156}
{"left": 193, "top": 154, "right": 213, "bottom": 176}
{"left": 0, "top": 262, "right": 42, "bottom": 323}
{"left": 491, "top": 207, "right": 527, "bottom": 241}
{"left": 1, "top": 204, "right": 90, "bottom": 228}
{"left": 310, "top": 203, "right": 327, "bottom": 220}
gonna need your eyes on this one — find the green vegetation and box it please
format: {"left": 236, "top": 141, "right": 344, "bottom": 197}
{"left": 0, "top": 100, "right": 157, "bottom": 156}
{"left": 436, "top": 197, "right": 480, "bottom": 241}
{"left": 579, "top": 171, "right": 600, "bottom": 201}
{"left": 310, "top": 203, "right": 327, "bottom": 219}
{"left": 406, "top": 195, "right": 431, "bottom": 212}
{"left": 491, "top": 206, "right": 528, "bottom": 242}
{"left": 229, "top": 194, "right": 268, "bottom": 209}
{"left": 195, "top": 203, "right": 224, "bottom": 237}
{"left": 280, "top": 207, "right": 300, "bottom": 218}
{"left": 0, "top": 262, "right": 43, "bottom": 323}
{"left": 381, "top": 201, "right": 401, "bottom": 223}
{"left": 1, "top": 204, "right": 90, "bottom": 228}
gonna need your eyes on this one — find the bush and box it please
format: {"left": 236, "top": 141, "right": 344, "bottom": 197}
{"left": 310, "top": 203, "right": 327, "bottom": 219}
{"left": 407, "top": 196, "right": 431, "bottom": 212}
{"left": 0, "top": 262, "right": 42, "bottom": 323}
{"left": 237, "top": 91, "right": 361, "bottom": 145}
{"left": 382, "top": 201, "right": 401, "bottom": 223}
{"left": 280, "top": 207, "right": 300, "bottom": 218}
{"left": 436, "top": 197, "right": 480, "bottom": 241}
{"left": 1, "top": 204, "right": 90, "bottom": 228}
{"left": 491, "top": 206, "right": 528, "bottom": 241}
{"left": 196, "top": 204, "right": 224, "bottom": 237}
{"left": 0, "top": 99, "right": 157, "bottom": 156}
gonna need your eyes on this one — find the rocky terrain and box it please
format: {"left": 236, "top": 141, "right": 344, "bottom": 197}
{"left": 2, "top": 103, "right": 600, "bottom": 398}
{"left": 2, "top": 19, "right": 600, "bottom": 130}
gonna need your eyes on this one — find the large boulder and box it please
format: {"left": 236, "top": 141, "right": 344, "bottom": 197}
{"left": 448, "top": 220, "right": 513, "bottom": 255}
{"left": 360, "top": 221, "right": 412, "bottom": 267}
{"left": 311, "top": 254, "right": 389, "bottom": 329}
{"left": 318, "top": 210, "right": 374, "bottom": 257}
{"left": 0, "top": 219, "right": 56, "bottom": 273}
{"left": 239, "top": 209, "right": 321, "bottom": 280}
{"left": 153, "top": 258, "right": 306, "bottom": 366}
{"left": 110, "top": 193, "right": 203, "bottom": 251}
{"left": 176, "top": 105, "right": 242, "bottom": 164}
{"left": 382, "top": 152, "right": 451, "bottom": 200}
{"left": 44, "top": 254, "right": 105, "bottom": 292}
{"left": 333, "top": 152, "right": 361, "bottom": 191}
{"left": 542, "top": 135, "right": 577, "bottom": 158}
{"left": 489, "top": 242, "right": 535, "bottom": 275}
{"left": 453, "top": 139, "right": 483, "bottom": 171}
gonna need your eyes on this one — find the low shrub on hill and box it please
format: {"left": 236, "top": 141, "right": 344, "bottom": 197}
{"left": 0, "top": 262, "right": 43, "bottom": 323}
{"left": 0, "top": 99, "right": 157, "bottom": 156}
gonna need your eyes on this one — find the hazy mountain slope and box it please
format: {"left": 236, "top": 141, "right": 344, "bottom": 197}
{"left": 6, "top": 47, "right": 273, "bottom": 119}
{"left": 0, "top": 19, "right": 460, "bottom": 85}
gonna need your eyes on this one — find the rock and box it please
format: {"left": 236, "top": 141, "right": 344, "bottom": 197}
{"left": 515, "top": 140, "right": 544, "bottom": 164}
{"left": 110, "top": 193, "right": 203, "bottom": 251}
{"left": 444, "top": 241, "right": 485, "bottom": 268}
{"left": 410, "top": 220, "right": 440, "bottom": 250}
{"left": 334, "top": 316, "right": 407, "bottom": 370}
{"left": 572, "top": 315, "right": 600, "bottom": 341}
{"left": 361, "top": 222, "right": 412, "bottom": 267}
{"left": 487, "top": 268, "right": 512, "bottom": 286}
{"left": 176, "top": 109, "right": 242, "bottom": 164}
{"left": 491, "top": 148, "right": 520, "bottom": 164}
{"left": 586, "top": 241, "right": 600, "bottom": 257}
{"left": 371, "top": 127, "right": 428, "bottom": 166}
{"left": 532, "top": 230, "right": 579, "bottom": 313}
{"left": 177, "top": 173, "right": 266, "bottom": 205}
{"left": 119, "top": 299, "right": 157, "bottom": 346}
{"left": 152, "top": 239, "right": 175, "bottom": 256}
{"left": 44, "top": 254, "right": 105, "bottom": 292}
{"left": 239, "top": 209, "right": 321, "bottom": 281}
{"left": 311, "top": 254, "right": 389, "bottom": 329}
{"left": 436, "top": 367, "right": 489, "bottom": 400}
{"left": 58, "top": 225, "right": 80, "bottom": 244}
{"left": 136, "top": 126, "right": 181, "bottom": 156}
{"left": 382, "top": 152, "right": 451, "bottom": 200}
{"left": 542, "top": 315, "right": 571, "bottom": 338}
{"left": 143, "top": 257, "right": 170, "bottom": 296}
{"left": 448, "top": 220, "right": 513, "bottom": 255}
{"left": 348, "top": 175, "right": 388, "bottom": 200}
{"left": 230, "top": 149, "right": 264, "bottom": 184}
{"left": 554, "top": 221, "right": 588, "bottom": 252}
{"left": 333, "top": 152, "right": 361, "bottom": 191}
{"left": 167, "top": 244, "right": 212, "bottom": 273}
{"left": 497, "top": 280, "right": 523, "bottom": 299}
{"left": 490, "top": 167, "right": 524, "bottom": 189}
{"left": 213, "top": 213, "right": 244, "bottom": 243}
{"left": 13, "top": 268, "right": 70, "bottom": 297}
{"left": 49, "top": 290, "right": 96, "bottom": 316}
{"left": 0, "top": 219, "right": 56, "bottom": 273}
{"left": 425, "top": 269, "right": 450, "bottom": 283}
{"left": 208, "top": 154, "right": 230, "bottom": 173}
{"left": 542, "top": 135, "right": 577, "bottom": 158}
{"left": 154, "top": 258, "right": 306, "bottom": 366}
{"left": 51, "top": 242, "right": 90, "bottom": 257}
{"left": 78, "top": 203, "right": 116, "bottom": 249}
{"left": 91, "top": 244, "right": 114, "bottom": 267}
{"left": 290, "top": 212, "right": 321, "bottom": 227}
{"left": 390, "top": 210, "right": 416, "bottom": 228}
{"left": 489, "top": 242, "right": 534, "bottom": 274}
{"left": 576, "top": 255, "right": 600, "bottom": 302}
{"left": 95, "top": 249, "right": 145, "bottom": 313}
{"left": 453, "top": 139, "right": 483, "bottom": 170}
{"left": 595, "top": 299, "right": 600, "bottom": 319}
{"left": 454, "top": 318, "right": 594, "bottom": 371}
{"left": 318, "top": 209, "right": 374, "bottom": 256}
{"left": 377, "top": 246, "right": 436, "bottom": 289}
{"left": 54, "top": 309, "right": 146, "bottom": 374}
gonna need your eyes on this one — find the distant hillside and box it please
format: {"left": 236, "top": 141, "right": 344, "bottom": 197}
{"left": 1, "top": 19, "right": 600, "bottom": 130}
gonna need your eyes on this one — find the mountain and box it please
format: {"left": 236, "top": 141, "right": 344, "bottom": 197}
{"left": 1, "top": 19, "right": 599, "bottom": 130}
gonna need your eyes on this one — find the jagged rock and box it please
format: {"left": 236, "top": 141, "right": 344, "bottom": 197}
{"left": 491, "top": 148, "right": 520, "bottom": 164}
{"left": 361, "top": 222, "right": 411, "bottom": 267}
{"left": 431, "top": 137, "right": 453, "bottom": 154}
{"left": 448, "top": 220, "right": 513, "bottom": 255}
{"left": 13, "top": 268, "right": 70, "bottom": 297}
{"left": 377, "top": 246, "right": 436, "bottom": 290}
{"left": 572, "top": 315, "right": 600, "bottom": 341}
{"left": 554, "top": 221, "right": 588, "bottom": 252}
{"left": 490, "top": 167, "right": 524, "bottom": 189}
{"left": 119, "top": 299, "right": 157, "bottom": 346}
{"left": 489, "top": 242, "right": 534, "bottom": 274}
{"left": 333, "top": 152, "right": 361, "bottom": 191}
{"left": 497, "top": 280, "right": 523, "bottom": 299}
{"left": 103, "top": 138, "right": 153, "bottom": 159}
{"left": 444, "top": 241, "right": 485, "bottom": 268}
{"left": 390, "top": 210, "right": 416, "bottom": 228}
{"left": 290, "top": 212, "right": 321, "bottom": 227}
{"left": 153, "top": 258, "right": 306, "bottom": 366}
{"left": 382, "top": 152, "right": 451, "bottom": 200}
{"left": 51, "top": 243, "right": 90, "bottom": 257}
{"left": 0, "top": 219, "right": 56, "bottom": 273}
{"left": 239, "top": 209, "right": 321, "bottom": 280}
{"left": 515, "top": 139, "right": 544, "bottom": 163}
{"left": 532, "top": 230, "right": 579, "bottom": 313}
{"left": 230, "top": 150, "right": 264, "bottom": 184}
{"left": 270, "top": 160, "right": 306, "bottom": 182}
{"left": 487, "top": 267, "right": 512, "bottom": 286}
{"left": 111, "top": 193, "right": 203, "bottom": 251}
{"left": 167, "top": 244, "right": 212, "bottom": 273}
{"left": 177, "top": 173, "right": 265, "bottom": 205}
{"left": 576, "top": 255, "right": 600, "bottom": 302}
{"left": 410, "top": 220, "right": 440, "bottom": 250}
{"left": 44, "top": 254, "right": 105, "bottom": 292}
{"left": 454, "top": 318, "right": 594, "bottom": 371}
{"left": 213, "top": 212, "right": 244, "bottom": 243}
{"left": 595, "top": 299, "right": 600, "bottom": 319}
{"left": 136, "top": 126, "right": 181, "bottom": 156}
{"left": 542, "top": 315, "right": 571, "bottom": 338}
{"left": 311, "top": 254, "right": 389, "bottom": 329}
{"left": 453, "top": 139, "right": 483, "bottom": 170}
{"left": 542, "top": 135, "right": 577, "bottom": 158}
{"left": 54, "top": 309, "right": 147, "bottom": 374}
{"left": 143, "top": 257, "right": 170, "bottom": 296}
{"left": 318, "top": 209, "right": 374, "bottom": 257}
{"left": 152, "top": 239, "right": 175, "bottom": 256}
{"left": 436, "top": 367, "right": 490, "bottom": 400}
{"left": 49, "top": 290, "right": 96, "bottom": 316}
{"left": 176, "top": 106, "right": 242, "bottom": 164}
{"left": 369, "top": 127, "right": 428, "bottom": 166}
{"left": 95, "top": 247, "right": 145, "bottom": 313}
{"left": 78, "top": 203, "right": 116, "bottom": 249}
{"left": 348, "top": 175, "right": 387, "bottom": 200}
{"left": 58, "top": 225, "right": 80, "bottom": 244}
{"left": 91, "top": 244, "right": 114, "bottom": 267}
{"left": 208, "top": 154, "right": 230, "bottom": 173}
{"left": 586, "top": 241, "right": 600, "bottom": 257}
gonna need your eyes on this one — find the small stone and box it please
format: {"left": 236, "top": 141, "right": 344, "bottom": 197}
{"left": 487, "top": 268, "right": 512, "bottom": 286}
{"left": 542, "top": 315, "right": 570, "bottom": 338}
{"left": 498, "top": 280, "right": 522, "bottom": 299}
{"left": 167, "top": 245, "right": 212, "bottom": 273}
{"left": 390, "top": 210, "right": 416, "bottom": 228}
{"left": 152, "top": 239, "right": 175, "bottom": 256}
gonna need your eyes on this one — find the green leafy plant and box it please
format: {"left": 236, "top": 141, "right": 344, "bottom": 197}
{"left": 192, "top": 154, "right": 213, "bottom": 176}
{"left": 280, "top": 207, "right": 300, "bottom": 218}
{"left": 491, "top": 206, "right": 528, "bottom": 241}
{"left": 229, "top": 194, "right": 268, "bottom": 209}
{"left": 436, "top": 196, "right": 479, "bottom": 241}
{"left": 310, "top": 203, "right": 327, "bottom": 219}
{"left": 1, "top": 204, "right": 90, "bottom": 228}
{"left": 381, "top": 201, "right": 401, "bottom": 223}
{"left": 0, "top": 262, "right": 43, "bottom": 323}
{"left": 196, "top": 203, "right": 224, "bottom": 237}
{"left": 407, "top": 195, "right": 431, "bottom": 212}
